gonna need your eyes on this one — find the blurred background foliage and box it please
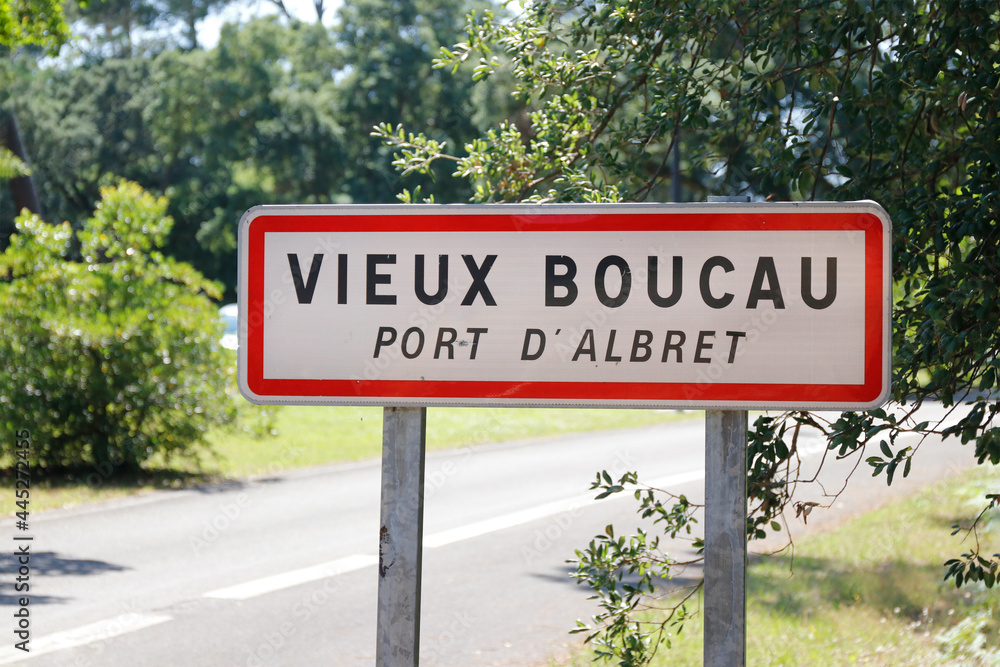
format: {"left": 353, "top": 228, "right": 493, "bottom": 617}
{"left": 1, "top": 0, "right": 514, "bottom": 300}
{"left": 0, "top": 180, "right": 234, "bottom": 469}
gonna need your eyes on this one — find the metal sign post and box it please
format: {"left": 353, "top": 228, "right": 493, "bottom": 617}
{"left": 703, "top": 409, "right": 748, "bottom": 666}
{"left": 376, "top": 406, "right": 427, "bottom": 666}
{"left": 703, "top": 196, "right": 749, "bottom": 667}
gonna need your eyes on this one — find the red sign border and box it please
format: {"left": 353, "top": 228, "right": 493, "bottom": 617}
{"left": 238, "top": 203, "right": 890, "bottom": 409}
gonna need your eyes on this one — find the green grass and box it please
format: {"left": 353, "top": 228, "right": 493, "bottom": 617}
{"left": 566, "top": 466, "right": 1000, "bottom": 666}
{"left": 2, "top": 405, "right": 690, "bottom": 515}
{"left": 205, "top": 405, "right": 690, "bottom": 478}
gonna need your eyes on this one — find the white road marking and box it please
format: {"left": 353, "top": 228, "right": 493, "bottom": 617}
{"left": 424, "top": 494, "right": 597, "bottom": 549}
{"left": 424, "top": 469, "right": 706, "bottom": 548}
{"left": 0, "top": 613, "right": 172, "bottom": 664}
{"left": 203, "top": 553, "right": 379, "bottom": 600}
{"left": 204, "top": 468, "right": 709, "bottom": 603}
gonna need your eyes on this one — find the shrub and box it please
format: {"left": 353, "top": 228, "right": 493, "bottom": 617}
{"left": 0, "top": 180, "right": 235, "bottom": 470}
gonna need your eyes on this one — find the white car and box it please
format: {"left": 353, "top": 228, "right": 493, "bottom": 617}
{"left": 219, "top": 303, "right": 238, "bottom": 350}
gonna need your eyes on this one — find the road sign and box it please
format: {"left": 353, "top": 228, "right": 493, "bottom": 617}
{"left": 237, "top": 201, "right": 891, "bottom": 409}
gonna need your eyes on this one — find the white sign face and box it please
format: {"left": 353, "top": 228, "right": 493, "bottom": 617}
{"left": 238, "top": 202, "right": 891, "bottom": 409}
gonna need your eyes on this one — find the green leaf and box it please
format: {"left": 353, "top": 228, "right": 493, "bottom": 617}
{"left": 979, "top": 367, "right": 996, "bottom": 392}
{"left": 880, "top": 440, "right": 893, "bottom": 458}
{"left": 836, "top": 164, "right": 855, "bottom": 179}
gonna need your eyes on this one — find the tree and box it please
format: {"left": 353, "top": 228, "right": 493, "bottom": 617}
{"left": 5, "top": 18, "right": 346, "bottom": 294}
{"left": 380, "top": 0, "right": 999, "bottom": 661}
{"left": 146, "top": 17, "right": 348, "bottom": 288}
{"left": 163, "top": 0, "right": 223, "bottom": 50}
{"left": 0, "top": 0, "right": 69, "bottom": 53}
{"left": 67, "top": 0, "right": 232, "bottom": 55}
{"left": 71, "top": 0, "right": 160, "bottom": 56}
{"left": 335, "top": 0, "right": 500, "bottom": 204}
{"left": 1, "top": 0, "right": 71, "bottom": 224}
{"left": 0, "top": 180, "right": 235, "bottom": 470}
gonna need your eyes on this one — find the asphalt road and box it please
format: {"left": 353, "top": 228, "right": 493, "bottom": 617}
{"left": 0, "top": 404, "right": 983, "bottom": 666}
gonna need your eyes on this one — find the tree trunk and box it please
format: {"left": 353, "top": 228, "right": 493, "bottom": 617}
{"left": 2, "top": 110, "right": 43, "bottom": 214}
{"left": 1, "top": 109, "right": 43, "bottom": 250}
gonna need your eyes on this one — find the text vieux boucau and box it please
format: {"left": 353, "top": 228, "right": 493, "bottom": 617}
{"left": 285, "top": 252, "right": 837, "bottom": 365}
